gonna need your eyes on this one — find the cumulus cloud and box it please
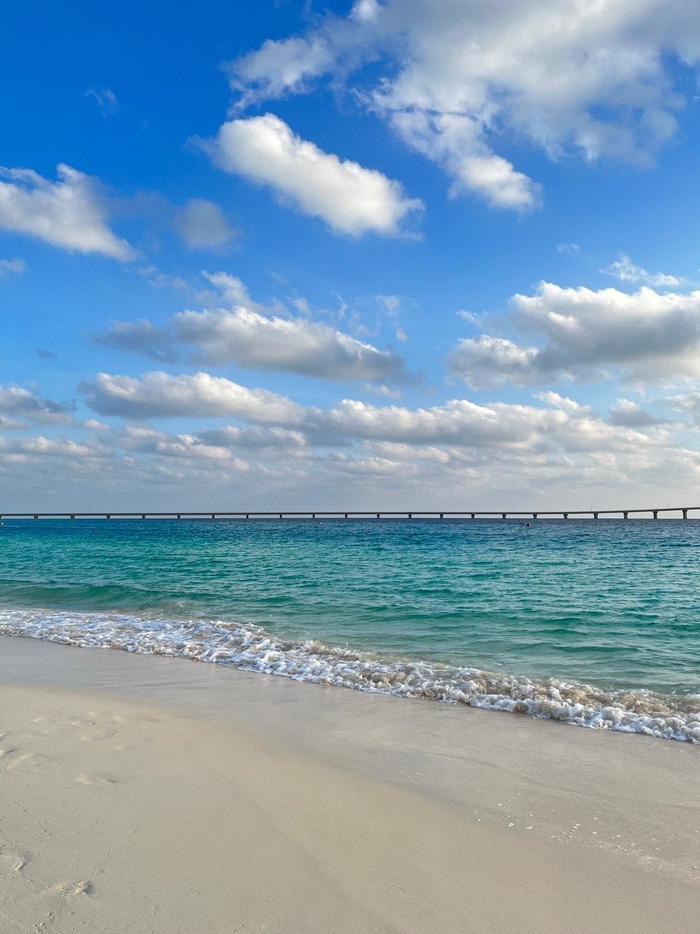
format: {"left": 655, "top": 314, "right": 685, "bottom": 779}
{"left": 668, "top": 390, "right": 700, "bottom": 426}
{"left": 0, "top": 257, "right": 26, "bottom": 278}
{"left": 7, "top": 371, "right": 700, "bottom": 508}
{"left": 0, "top": 164, "right": 133, "bottom": 259}
{"left": 120, "top": 425, "right": 250, "bottom": 468}
{"left": 201, "top": 113, "right": 422, "bottom": 236}
{"left": 80, "top": 371, "right": 304, "bottom": 424}
{"left": 449, "top": 336, "right": 539, "bottom": 389}
{"left": 75, "top": 372, "right": 668, "bottom": 457}
{"left": 608, "top": 399, "right": 667, "bottom": 428}
{"left": 0, "top": 384, "right": 74, "bottom": 423}
{"left": 94, "top": 274, "right": 413, "bottom": 383}
{"left": 175, "top": 307, "right": 411, "bottom": 381}
{"left": 603, "top": 254, "right": 684, "bottom": 288}
{"left": 227, "top": 0, "right": 700, "bottom": 209}
{"left": 450, "top": 283, "right": 700, "bottom": 387}
{"left": 173, "top": 198, "right": 236, "bottom": 250}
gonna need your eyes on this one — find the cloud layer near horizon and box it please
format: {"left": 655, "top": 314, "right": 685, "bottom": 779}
{"left": 4, "top": 368, "right": 698, "bottom": 510}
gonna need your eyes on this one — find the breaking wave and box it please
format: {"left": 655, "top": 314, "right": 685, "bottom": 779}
{"left": 0, "top": 607, "right": 698, "bottom": 744}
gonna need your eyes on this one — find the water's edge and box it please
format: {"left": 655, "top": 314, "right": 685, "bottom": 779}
{"left": 1, "top": 607, "right": 697, "bottom": 744}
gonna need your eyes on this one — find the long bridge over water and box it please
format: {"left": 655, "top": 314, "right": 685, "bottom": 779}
{"left": 2, "top": 507, "right": 699, "bottom": 520}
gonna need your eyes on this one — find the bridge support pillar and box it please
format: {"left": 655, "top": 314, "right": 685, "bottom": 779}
{"left": 623, "top": 511, "right": 629, "bottom": 519}
{"left": 652, "top": 510, "right": 658, "bottom": 520}
{"left": 682, "top": 508, "right": 688, "bottom": 520}
{"left": 532, "top": 513, "right": 538, "bottom": 520}
{"left": 563, "top": 513, "right": 568, "bottom": 519}
{"left": 501, "top": 512, "right": 507, "bottom": 519}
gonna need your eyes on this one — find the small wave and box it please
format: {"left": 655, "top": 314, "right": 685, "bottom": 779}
{"left": 0, "top": 607, "right": 698, "bottom": 744}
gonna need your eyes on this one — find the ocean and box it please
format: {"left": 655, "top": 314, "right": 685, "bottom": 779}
{"left": 0, "top": 518, "right": 698, "bottom": 743}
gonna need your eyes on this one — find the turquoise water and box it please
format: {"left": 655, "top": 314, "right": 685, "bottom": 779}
{"left": 0, "top": 519, "right": 698, "bottom": 741}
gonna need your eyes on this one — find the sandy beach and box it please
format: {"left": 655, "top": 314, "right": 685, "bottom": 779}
{"left": 0, "top": 636, "right": 697, "bottom": 933}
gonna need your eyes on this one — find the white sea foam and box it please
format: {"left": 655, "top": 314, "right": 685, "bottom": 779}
{"left": 0, "top": 607, "right": 698, "bottom": 743}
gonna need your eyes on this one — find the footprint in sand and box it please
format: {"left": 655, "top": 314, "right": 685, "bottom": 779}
{"left": 0, "top": 751, "right": 34, "bottom": 772}
{"left": 45, "top": 880, "right": 91, "bottom": 897}
{"left": 75, "top": 773, "right": 118, "bottom": 787}
{"left": 79, "top": 728, "right": 118, "bottom": 743}
{"left": 0, "top": 851, "right": 28, "bottom": 873}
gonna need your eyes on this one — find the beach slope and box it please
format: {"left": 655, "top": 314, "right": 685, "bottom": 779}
{"left": 0, "top": 638, "right": 698, "bottom": 933}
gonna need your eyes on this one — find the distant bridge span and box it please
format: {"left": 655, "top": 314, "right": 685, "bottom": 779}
{"left": 1, "top": 508, "right": 699, "bottom": 520}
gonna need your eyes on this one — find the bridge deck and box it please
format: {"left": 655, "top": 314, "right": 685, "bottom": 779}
{"left": 1, "top": 509, "right": 698, "bottom": 520}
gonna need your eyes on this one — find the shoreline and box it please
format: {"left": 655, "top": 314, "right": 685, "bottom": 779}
{"left": 0, "top": 636, "right": 698, "bottom": 932}
{"left": 1, "top": 608, "right": 697, "bottom": 744}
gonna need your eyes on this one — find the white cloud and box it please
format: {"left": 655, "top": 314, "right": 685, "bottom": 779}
{"left": 94, "top": 273, "right": 413, "bottom": 383}
{"left": 668, "top": 390, "right": 700, "bottom": 426}
{"left": 173, "top": 198, "right": 236, "bottom": 250}
{"left": 449, "top": 336, "right": 540, "bottom": 389}
{"left": 0, "top": 164, "right": 133, "bottom": 260}
{"left": 608, "top": 399, "right": 666, "bottom": 428}
{"left": 201, "top": 272, "right": 276, "bottom": 313}
{"left": 202, "top": 113, "right": 422, "bottom": 236}
{"left": 603, "top": 254, "right": 684, "bottom": 288}
{"left": 0, "top": 415, "right": 25, "bottom": 430}
{"left": 84, "top": 419, "right": 109, "bottom": 432}
{"left": 0, "top": 384, "right": 73, "bottom": 423}
{"left": 76, "top": 375, "right": 670, "bottom": 455}
{"left": 8, "top": 374, "right": 700, "bottom": 508}
{"left": 307, "top": 398, "right": 564, "bottom": 448}
{"left": 227, "top": 1, "right": 700, "bottom": 209}
{"left": 450, "top": 283, "right": 700, "bottom": 387}
{"left": 228, "top": 37, "right": 336, "bottom": 110}
{"left": 121, "top": 425, "right": 250, "bottom": 467}
{"left": 390, "top": 111, "right": 540, "bottom": 210}
{"left": 80, "top": 371, "right": 304, "bottom": 424}
{"left": 0, "top": 257, "right": 26, "bottom": 278}
{"left": 175, "top": 307, "right": 411, "bottom": 381}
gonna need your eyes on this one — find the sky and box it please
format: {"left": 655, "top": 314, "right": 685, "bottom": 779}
{"left": 2, "top": 0, "right": 700, "bottom": 511}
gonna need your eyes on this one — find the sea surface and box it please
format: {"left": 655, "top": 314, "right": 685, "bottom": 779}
{"left": 0, "top": 518, "right": 698, "bottom": 743}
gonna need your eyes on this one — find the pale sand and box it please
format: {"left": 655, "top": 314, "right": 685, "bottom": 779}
{"left": 0, "top": 637, "right": 698, "bottom": 933}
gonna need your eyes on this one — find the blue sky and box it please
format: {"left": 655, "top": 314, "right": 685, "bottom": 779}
{"left": 2, "top": 0, "right": 700, "bottom": 510}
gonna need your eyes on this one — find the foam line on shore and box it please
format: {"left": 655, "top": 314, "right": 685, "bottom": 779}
{"left": 0, "top": 607, "right": 697, "bottom": 743}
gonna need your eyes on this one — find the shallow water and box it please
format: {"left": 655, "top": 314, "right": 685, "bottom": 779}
{"left": 0, "top": 519, "right": 698, "bottom": 741}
